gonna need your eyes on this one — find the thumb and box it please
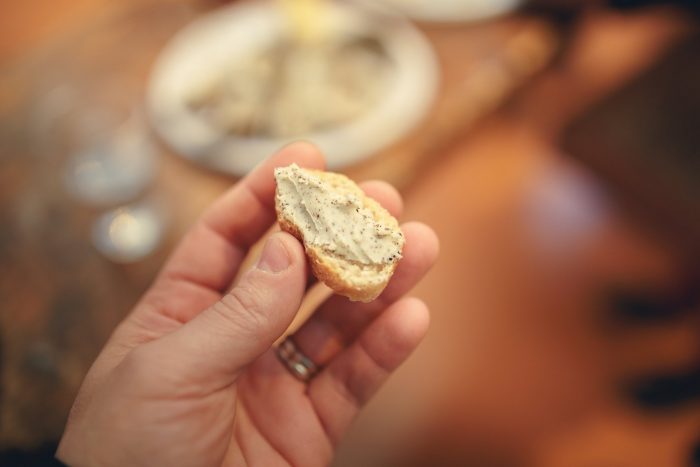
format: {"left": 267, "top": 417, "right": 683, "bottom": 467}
{"left": 153, "top": 231, "right": 307, "bottom": 384}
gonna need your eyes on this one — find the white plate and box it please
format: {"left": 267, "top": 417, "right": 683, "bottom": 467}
{"left": 147, "top": 0, "right": 439, "bottom": 176}
{"left": 374, "top": 0, "right": 522, "bottom": 23}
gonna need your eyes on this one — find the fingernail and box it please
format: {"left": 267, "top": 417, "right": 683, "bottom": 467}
{"left": 257, "top": 235, "right": 292, "bottom": 273}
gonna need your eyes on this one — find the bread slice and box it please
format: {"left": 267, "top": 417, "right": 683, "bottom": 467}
{"left": 274, "top": 163, "right": 404, "bottom": 302}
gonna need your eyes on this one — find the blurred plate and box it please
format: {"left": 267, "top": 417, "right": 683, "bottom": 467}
{"left": 373, "top": 0, "right": 522, "bottom": 23}
{"left": 147, "top": 0, "right": 439, "bottom": 176}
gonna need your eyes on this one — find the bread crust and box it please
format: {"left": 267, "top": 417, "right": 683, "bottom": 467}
{"left": 275, "top": 168, "right": 403, "bottom": 302}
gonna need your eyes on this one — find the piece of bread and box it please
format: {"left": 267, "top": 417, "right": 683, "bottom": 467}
{"left": 274, "top": 163, "right": 404, "bottom": 302}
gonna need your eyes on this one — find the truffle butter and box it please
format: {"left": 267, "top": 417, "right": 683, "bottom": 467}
{"left": 274, "top": 164, "right": 403, "bottom": 265}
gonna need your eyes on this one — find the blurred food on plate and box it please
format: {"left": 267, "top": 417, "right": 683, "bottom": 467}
{"left": 185, "top": 34, "right": 394, "bottom": 138}
{"left": 148, "top": 1, "right": 438, "bottom": 175}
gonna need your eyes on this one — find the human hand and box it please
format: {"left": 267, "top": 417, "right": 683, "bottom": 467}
{"left": 57, "top": 142, "right": 439, "bottom": 467}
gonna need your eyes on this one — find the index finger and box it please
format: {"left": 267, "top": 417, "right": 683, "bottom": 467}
{"left": 158, "top": 142, "right": 325, "bottom": 294}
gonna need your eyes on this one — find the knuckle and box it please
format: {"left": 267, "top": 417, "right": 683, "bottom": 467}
{"left": 213, "top": 283, "right": 269, "bottom": 335}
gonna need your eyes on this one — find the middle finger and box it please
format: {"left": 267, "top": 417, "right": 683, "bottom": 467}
{"left": 290, "top": 221, "right": 439, "bottom": 367}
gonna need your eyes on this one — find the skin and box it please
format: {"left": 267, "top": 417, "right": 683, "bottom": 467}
{"left": 57, "top": 142, "right": 440, "bottom": 467}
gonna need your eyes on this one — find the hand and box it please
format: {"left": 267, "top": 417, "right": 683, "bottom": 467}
{"left": 57, "top": 142, "right": 439, "bottom": 467}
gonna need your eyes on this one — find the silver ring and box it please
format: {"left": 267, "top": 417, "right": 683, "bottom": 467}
{"left": 276, "top": 336, "right": 320, "bottom": 382}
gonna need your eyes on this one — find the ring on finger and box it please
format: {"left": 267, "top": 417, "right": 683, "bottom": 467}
{"left": 276, "top": 336, "right": 320, "bottom": 382}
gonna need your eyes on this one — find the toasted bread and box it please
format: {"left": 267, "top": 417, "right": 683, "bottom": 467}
{"left": 274, "top": 164, "right": 404, "bottom": 302}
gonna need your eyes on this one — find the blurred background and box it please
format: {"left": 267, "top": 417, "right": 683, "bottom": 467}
{"left": 1, "top": 0, "right": 699, "bottom": 465}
